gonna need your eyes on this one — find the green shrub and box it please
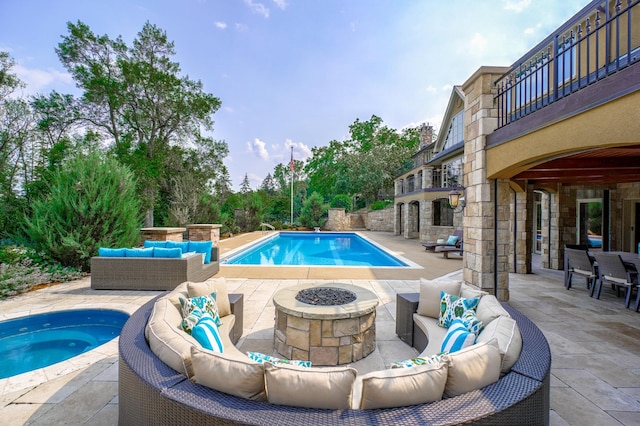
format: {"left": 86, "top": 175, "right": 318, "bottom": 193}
{"left": 370, "top": 200, "right": 393, "bottom": 211}
{"left": 330, "top": 194, "right": 353, "bottom": 212}
{"left": 24, "top": 152, "right": 141, "bottom": 271}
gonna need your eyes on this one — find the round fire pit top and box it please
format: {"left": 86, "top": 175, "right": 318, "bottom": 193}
{"left": 295, "top": 287, "right": 357, "bottom": 306}
{"left": 273, "top": 282, "right": 379, "bottom": 319}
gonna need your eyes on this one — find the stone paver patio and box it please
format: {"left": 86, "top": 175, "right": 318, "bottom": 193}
{"left": 0, "top": 231, "right": 639, "bottom": 425}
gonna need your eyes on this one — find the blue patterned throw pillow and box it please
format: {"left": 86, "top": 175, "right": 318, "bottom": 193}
{"left": 179, "top": 294, "right": 222, "bottom": 326}
{"left": 181, "top": 308, "right": 207, "bottom": 334}
{"left": 441, "top": 318, "right": 476, "bottom": 354}
{"left": 247, "top": 351, "right": 312, "bottom": 368}
{"left": 459, "top": 310, "right": 483, "bottom": 335}
{"left": 390, "top": 353, "right": 445, "bottom": 369}
{"left": 191, "top": 315, "right": 224, "bottom": 353}
{"left": 438, "top": 291, "right": 480, "bottom": 328}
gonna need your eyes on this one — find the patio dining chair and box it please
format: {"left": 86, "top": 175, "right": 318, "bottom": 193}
{"left": 565, "top": 247, "right": 598, "bottom": 295}
{"left": 592, "top": 252, "right": 638, "bottom": 308}
{"left": 626, "top": 258, "right": 640, "bottom": 312}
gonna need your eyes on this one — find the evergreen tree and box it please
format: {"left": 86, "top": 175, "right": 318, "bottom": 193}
{"left": 240, "top": 174, "right": 251, "bottom": 195}
{"left": 261, "top": 173, "right": 276, "bottom": 195}
{"left": 299, "top": 192, "right": 327, "bottom": 228}
{"left": 24, "top": 152, "right": 140, "bottom": 271}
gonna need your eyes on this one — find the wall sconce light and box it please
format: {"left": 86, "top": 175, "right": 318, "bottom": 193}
{"left": 448, "top": 188, "right": 465, "bottom": 211}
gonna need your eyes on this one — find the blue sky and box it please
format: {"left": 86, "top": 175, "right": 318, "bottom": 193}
{"left": 1, "top": 0, "right": 587, "bottom": 190}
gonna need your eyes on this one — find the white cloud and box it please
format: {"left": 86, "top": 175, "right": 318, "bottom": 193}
{"left": 425, "top": 85, "right": 437, "bottom": 94}
{"left": 524, "top": 23, "right": 542, "bottom": 36}
{"left": 470, "top": 33, "right": 488, "bottom": 52}
{"left": 272, "top": 0, "right": 287, "bottom": 10}
{"left": 215, "top": 21, "right": 227, "bottom": 30}
{"left": 285, "top": 139, "right": 312, "bottom": 162}
{"left": 247, "top": 172, "right": 263, "bottom": 188}
{"left": 501, "top": 0, "right": 532, "bottom": 13}
{"left": 245, "top": 0, "right": 269, "bottom": 18}
{"left": 247, "top": 138, "right": 270, "bottom": 160}
{"left": 235, "top": 23, "right": 249, "bottom": 32}
{"left": 14, "top": 64, "right": 73, "bottom": 94}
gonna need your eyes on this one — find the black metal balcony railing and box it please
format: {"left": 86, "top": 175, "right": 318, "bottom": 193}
{"left": 495, "top": 0, "right": 640, "bottom": 128}
{"left": 432, "top": 166, "right": 462, "bottom": 189}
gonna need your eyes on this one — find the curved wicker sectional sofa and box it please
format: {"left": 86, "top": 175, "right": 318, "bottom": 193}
{"left": 119, "top": 286, "right": 551, "bottom": 425}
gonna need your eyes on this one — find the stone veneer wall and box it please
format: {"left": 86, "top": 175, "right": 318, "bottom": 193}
{"left": 461, "top": 66, "right": 510, "bottom": 301}
{"left": 325, "top": 207, "right": 393, "bottom": 232}
{"left": 274, "top": 309, "right": 376, "bottom": 366}
{"left": 187, "top": 224, "right": 221, "bottom": 246}
{"left": 140, "top": 224, "right": 221, "bottom": 245}
{"left": 140, "top": 227, "right": 186, "bottom": 243}
{"left": 366, "top": 207, "right": 394, "bottom": 231}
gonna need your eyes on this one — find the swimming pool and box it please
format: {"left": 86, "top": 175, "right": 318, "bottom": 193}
{"left": 0, "top": 309, "right": 129, "bottom": 378}
{"left": 223, "top": 232, "right": 409, "bottom": 267}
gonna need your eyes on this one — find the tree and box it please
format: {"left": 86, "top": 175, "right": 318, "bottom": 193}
{"left": 305, "top": 115, "right": 420, "bottom": 205}
{"left": 330, "top": 194, "right": 353, "bottom": 212}
{"left": 24, "top": 152, "right": 140, "bottom": 271}
{"left": 240, "top": 174, "right": 251, "bottom": 195}
{"left": 299, "top": 191, "right": 327, "bottom": 228}
{"left": 260, "top": 173, "right": 276, "bottom": 195}
{"left": 55, "top": 21, "right": 223, "bottom": 226}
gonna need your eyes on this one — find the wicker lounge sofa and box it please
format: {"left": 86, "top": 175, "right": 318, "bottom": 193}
{"left": 119, "top": 279, "right": 551, "bottom": 425}
{"left": 90, "top": 247, "right": 219, "bottom": 290}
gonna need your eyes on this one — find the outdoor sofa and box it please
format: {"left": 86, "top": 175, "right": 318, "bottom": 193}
{"left": 118, "top": 278, "right": 551, "bottom": 425}
{"left": 90, "top": 243, "right": 219, "bottom": 290}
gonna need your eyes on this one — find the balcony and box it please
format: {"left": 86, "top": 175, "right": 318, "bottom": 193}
{"left": 491, "top": 0, "right": 640, "bottom": 138}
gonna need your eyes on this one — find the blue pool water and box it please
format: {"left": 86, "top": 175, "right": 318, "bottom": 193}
{"left": 0, "top": 309, "right": 129, "bottom": 379}
{"left": 223, "top": 232, "right": 408, "bottom": 267}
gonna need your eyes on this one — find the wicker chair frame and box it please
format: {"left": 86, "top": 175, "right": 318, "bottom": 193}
{"left": 119, "top": 294, "right": 551, "bottom": 425}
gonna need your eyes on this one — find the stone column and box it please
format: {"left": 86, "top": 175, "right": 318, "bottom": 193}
{"left": 513, "top": 185, "right": 534, "bottom": 274}
{"left": 140, "top": 227, "right": 186, "bottom": 243}
{"left": 187, "top": 224, "right": 221, "bottom": 246}
{"left": 461, "top": 66, "right": 510, "bottom": 300}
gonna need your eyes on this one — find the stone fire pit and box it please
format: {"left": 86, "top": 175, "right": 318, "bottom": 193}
{"left": 273, "top": 283, "right": 379, "bottom": 366}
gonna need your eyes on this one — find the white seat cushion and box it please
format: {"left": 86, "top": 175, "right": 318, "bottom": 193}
{"left": 417, "top": 278, "right": 462, "bottom": 318}
{"left": 264, "top": 362, "right": 357, "bottom": 409}
{"left": 476, "top": 316, "right": 522, "bottom": 374}
{"left": 475, "top": 295, "right": 510, "bottom": 325}
{"left": 191, "top": 346, "right": 266, "bottom": 401}
{"left": 443, "top": 338, "right": 501, "bottom": 398}
{"left": 413, "top": 314, "right": 449, "bottom": 357}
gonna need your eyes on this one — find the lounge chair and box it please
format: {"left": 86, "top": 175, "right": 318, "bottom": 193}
{"left": 422, "top": 230, "right": 463, "bottom": 252}
{"left": 435, "top": 242, "right": 464, "bottom": 258}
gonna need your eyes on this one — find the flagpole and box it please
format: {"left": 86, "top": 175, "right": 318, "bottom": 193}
{"left": 290, "top": 147, "right": 294, "bottom": 226}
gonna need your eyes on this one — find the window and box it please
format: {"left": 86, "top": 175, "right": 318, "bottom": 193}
{"left": 433, "top": 199, "right": 453, "bottom": 226}
{"left": 442, "top": 111, "right": 464, "bottom": 150}
{"left": 442, "top": 158, "right": 462, "bottom": 188}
